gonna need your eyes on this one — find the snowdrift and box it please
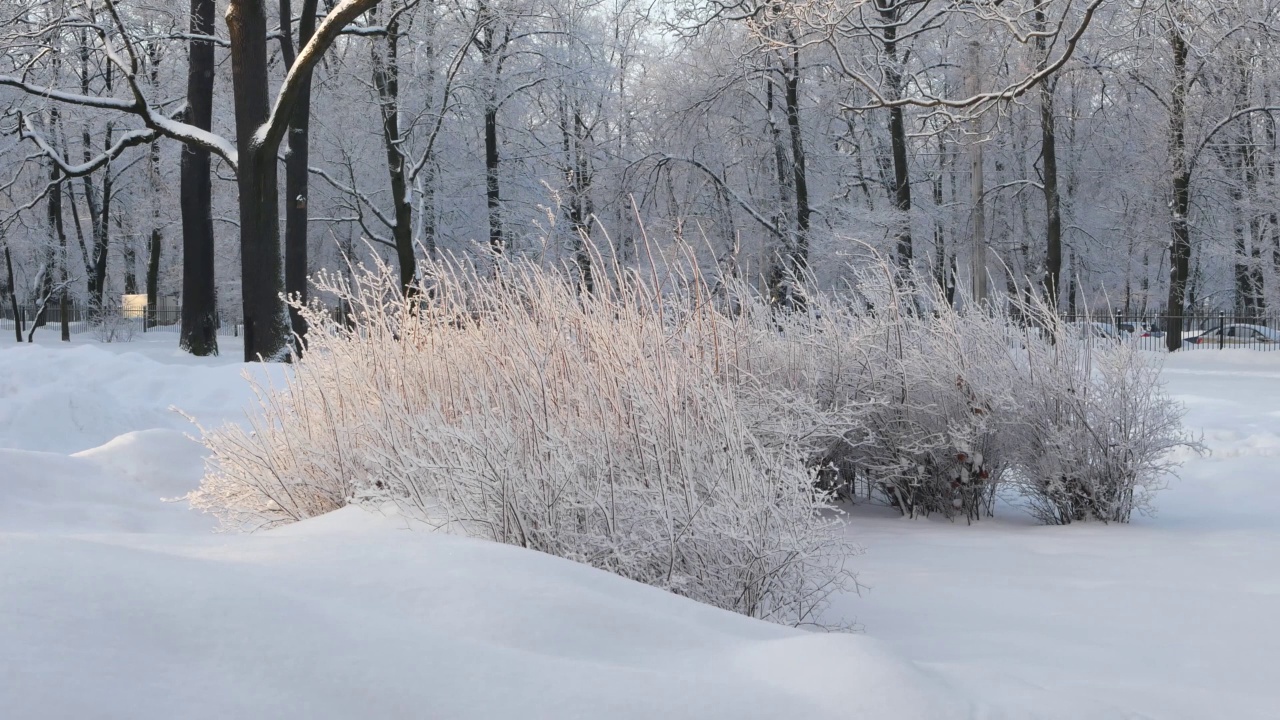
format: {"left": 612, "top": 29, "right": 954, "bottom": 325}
{"left": 4, "top": 336, "right": 1280, "bottom": 719}
{"left": 0, "top": 508, "right": 964, "bottom": 720}
{"left": 0, "top": 339, "right": 964, "bottom": 720}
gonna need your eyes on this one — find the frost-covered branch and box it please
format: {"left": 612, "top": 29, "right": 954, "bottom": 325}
{"left": 11, "top": 111, "right": 158, "bottom": 178}
{"left": 257, "top": 0, "right": 387, "bottom": 152}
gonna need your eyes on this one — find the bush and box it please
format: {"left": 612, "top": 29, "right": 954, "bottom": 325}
{"left": 721, "top": 265, "right": 1020, "bottom": 522}
{"left": 192, "top": 254, "right": 860, "bottom": 627}
{"left": 815, "top": 276, "right": 1018, "bottom": 521}
{"left": 190, "top": 251, "right": 1202, "bottom": 627}
{"left": 92, "top": 302, "right": 138, "bottom": 343}
{"left": 720, "top": 267, "right": 1201, "bottom": 525}
{"left": 1007, "top": 313, "right": 1203, "bottom": 524}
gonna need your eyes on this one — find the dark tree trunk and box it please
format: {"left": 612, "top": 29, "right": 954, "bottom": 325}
{"left": 93, "top": 148, "right": 113, "bottom": 308}
{"left": 783, "top": 38, "right": 810, "bottom": 275}
{"left": 80, "top": 142, "right": 112, "bottom": 312}
{"left": 228, "top": 0, "right": 382, "bottom": 360}
{"left": 762, "top": 33, "right": 808, "bottom": 307}
{"left": 77, "top": 31, "right": 111, "bottom": 313}
{"left": 476, "top": 1, "right": 506, "bottom": 253}
{"left": 765, "top": 70, "right": 794, "bottom": 302}
{"left": 417, "top": 0, "right": 439, "bottom": 260}
{"left": 124, "top": 243, "right": 138, "bottom": 295}
{"left": 559, "top": 95, "right": 594, "bottom": 294}
{"left": 147, "top": 227, "right": 161, "bottom": 327}
{"left": 881, "top": 9, "right": 912, "bottom": 270}
{"left": 229, "top": 0, "right": 378, "bottom": 358}
{"left": 1035, "top": 0, "right": 1062, "bottom": 307}
{"left": 228, "top": 0, "right": 289, "bottom": 361}
{"left": 281, "top": 0, "right": 320, "bottom": 344}
{"left": 484, "top": 94, "right": 503, "bottom": 253}
{"left": 1067, "top": 253, "right": 1078, "bottom": 316}
{"left": 1165, "top": 15, "right": 1190, "bottom": 352}
{"left": 145, "top": 44, "right": 164, "bottom": 330}
{"left": 4, "top": 246, "right": 21, "bottom": 342}
{"left": 933, "top": 137, "right": 953, "bottom": 304}
{"left": 48, "top": 156, "right": 70, "bottom": 342}
{"left": 372, "top": 13, "right": 416, "bottom": 294}
{"left": 180, "top": 0, "right": 219, "bottom": 356}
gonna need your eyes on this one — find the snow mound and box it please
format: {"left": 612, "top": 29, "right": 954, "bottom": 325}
{"left": 0, "top": 341, "right": 968, "bottom": 719}
{"left": 0, "top": 439, "right": 212, "bottom": 534}
{"left": 0, "top": 341, "right": 260, "bottom": 454}
{"left": 73, "top": 428, "right": 208, "bottom": 497}
{"left": 0, "top": 511, "right": 967, "bottom": 720}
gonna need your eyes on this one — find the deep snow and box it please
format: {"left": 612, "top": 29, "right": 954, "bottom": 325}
{"left": 2, "top": 334, "right": 1278, "bottom": 718}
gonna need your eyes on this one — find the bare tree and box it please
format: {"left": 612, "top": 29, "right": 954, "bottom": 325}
{"left": 3, "top": 0, "right": 389, "bottom": 360}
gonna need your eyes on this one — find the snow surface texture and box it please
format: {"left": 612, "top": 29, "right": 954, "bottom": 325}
{"left": 0, "top": 337, "right": 958, "bottom": 719}
{"left": 2, "top": 335, "right": 1278, "bottom": 718}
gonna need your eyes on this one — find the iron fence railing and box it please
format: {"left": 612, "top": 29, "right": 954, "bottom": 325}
{"left": 1062, "top": 311, "right": 1280, "bottom": 351}
{"left": 3, "top": 302, "right": 1278, "bottom": 350}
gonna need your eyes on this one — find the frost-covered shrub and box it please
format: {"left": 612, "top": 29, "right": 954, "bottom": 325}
{"left": 1007, "top": 314, "right": 1203, "bottom": 524}
{"left": 738, "top": 269, "right": 1200, "bottom": 526}
{"left": 191, "top": 249, "right": 1203, "bottom": 636}
{"left": 92, "top": 302, "right": 138, "bottom": 343}
{"left": 740, "top": 268, "right": 1019, "bottom": 521}
{"left": 192, "top": 254, "right": 859, "bottom": 626}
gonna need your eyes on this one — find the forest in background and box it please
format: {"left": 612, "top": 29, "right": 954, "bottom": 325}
{"left": 2, "top": 0, "right": 1276, "bottom": 358}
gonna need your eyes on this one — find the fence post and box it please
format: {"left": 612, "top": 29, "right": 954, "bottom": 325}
{"left": 1219, "top": 310, "right": 1226, "bottom": 350}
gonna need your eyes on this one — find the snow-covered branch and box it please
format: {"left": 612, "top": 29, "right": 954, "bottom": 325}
{"left": 257, "top": 0, "right": 386, "bottom": 152}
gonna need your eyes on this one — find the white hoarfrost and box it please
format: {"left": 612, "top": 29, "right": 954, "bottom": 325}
{"left": 0, "top": 324, "right": 1275, "bottom": 718}
{"left": 193, "top": 256, "right": 861, "bottom": 627}
{"left": 192, "top": 253, "right": 1199, "bottom": 637}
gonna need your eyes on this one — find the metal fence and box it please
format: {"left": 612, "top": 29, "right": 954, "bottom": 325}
{"left": 0, "top": 304, "right": 242, "bottom": 339}
{"left": 1062, "top": 311, "right": 1280, "bottom": 351}
{"left": 4, "top": 302, "right": 1278, "bottom": 350}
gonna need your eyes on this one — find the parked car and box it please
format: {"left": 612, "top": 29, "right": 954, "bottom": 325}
{"left": 1118, "top": 322, "right": 1165, "bottom": 338}
{"left": 1188, "top": 324, "right": 1280, "bottom": 345}
{"left": 1068, "top": 321, "right": 1123, "bottom": 342}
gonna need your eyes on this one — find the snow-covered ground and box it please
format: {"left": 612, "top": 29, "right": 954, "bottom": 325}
{"left": 2, "top": 335, "right": 1277, "bottom": 718}
{"left": 836, "top": 349, "right": 1280, "bottom": 719}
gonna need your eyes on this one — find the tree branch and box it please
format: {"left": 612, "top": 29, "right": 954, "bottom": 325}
{"left": 258, "top": 0, "right": 385, "bottom": 153}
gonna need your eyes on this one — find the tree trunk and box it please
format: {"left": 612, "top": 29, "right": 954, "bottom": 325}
{"left": 77, "top": 30, "right": 111, "bottom": 314}
{"left": 1035, "top": 0, "right": 1062, "bottom": 307}
{"left": 282, "top": 0, "right": 320, "bottom": 344}
{"left": 783, "top": 39, "right": 810, "bottom": 275}
{"left": 933, "top": 137, "right": 953, "bottom": 304}
{"left": 144, "top": 44, "right": 163, "bottom": 330}
{"left": 123, "top": 243, "right": 138, "bottom": 295}
{"left": 79, "top": 131, "right": 113, "bottom": 313}
{"left": 372, "top": 13, "right": 416, "bottom": 294}
{"left": 881, "top": 9, "right": 912, "bottom": 271}
{"left": 765, "top": 68, "right": 795, "bottom": 303}
{"left": 228, "top": 0, "right": 290, "bottom": 361}
{"left": 477, "top": 1, "right": 505, "bottom": 253}
{"left": 147, "top": 228, "right": 161, "bottom": 327}
{"left": 1067, "top": 252, "right": 1078, "bottom": 316}
{"left": 146, "top": 139, "right": 162, "bottom": 329}
{"left": 93, "top": 145, "right": 113, "bottom": 310}
{"left": 484, "top": 93, "right": 503, "bottom": 252}
{"left": 181, "top": 0, "right": 219, "bottom": 356}
{"left": 968, "top": 41, "right": 987, "bottom": 305}
{"left": 48, "top": 156, "right": 70, "bottom": 342}
{"left": 1165, "top": 11, "right": 1190, "bottom": 352}
{"left": 4, "top": 246, "right": 20, "bottom": 342}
